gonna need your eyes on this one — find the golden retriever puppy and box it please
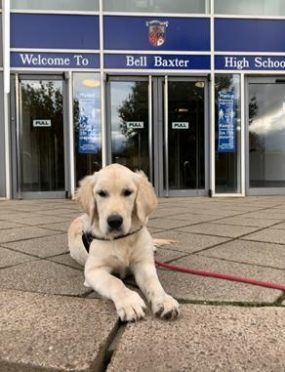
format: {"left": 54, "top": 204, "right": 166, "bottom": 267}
{"left": 68, "top": 164, "right": 179, "bottom": 322}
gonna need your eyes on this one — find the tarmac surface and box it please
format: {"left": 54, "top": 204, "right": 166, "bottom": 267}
{"left": 0, "top": 196, "right": 284, "bottom": 371}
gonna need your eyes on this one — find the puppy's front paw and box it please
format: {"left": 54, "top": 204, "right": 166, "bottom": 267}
{"left": 115, "top": 290, "right": 146, "bottom": 322}
{"left": 152, "top": 294, "right": 179, "bottom": 320}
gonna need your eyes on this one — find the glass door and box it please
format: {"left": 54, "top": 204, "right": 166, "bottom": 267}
{"left": 106, "top": 76, "right": 150, "bottom": 177}
{"left": 247, "top": 77, "right": 285, "bottom": 194}
{"left": 13, "top": 75, "right": 67, "bottom": 198}
{"left": 165, "top": 77, "right": 206, "bottom": 196}
{"left": 106, "top": 76, "right": 208, "bottom": 196}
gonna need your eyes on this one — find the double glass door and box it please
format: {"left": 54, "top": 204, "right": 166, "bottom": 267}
{"left": 12, "top": 75, "right": 67, "bottom": 199}
{"left": 107, "top": 76, "right": 207, "bottom": 196}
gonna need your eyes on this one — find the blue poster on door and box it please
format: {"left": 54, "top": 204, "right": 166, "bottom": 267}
{"left": 218, "top": 92, "right": 235, "bottom": 153}
{"left": 78, "top": 92, "right": 98, "bottom": 154}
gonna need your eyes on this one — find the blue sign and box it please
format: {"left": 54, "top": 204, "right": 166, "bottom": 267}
{"left": 78, "top": 92, "right": 99, "bottom": 154}
{"left": 218, "top": 92, "right": 235, "bottom": 153}
{"left": 11, "top": 52, "right": 99, "bottom": 68}
{"left": 104, "top": 16, "right": 210, "bottom": 51}
{"left": 11, "top": 14, "right": 99, "bottom": 49}
{"left": 215, "top": 18, "right": 285, "bottom": 52}
{"left": 216, "top": 55, "right": 285, "bottom": 71}
{"left": 104, "top": 54, "right": 210, "bottom": 70}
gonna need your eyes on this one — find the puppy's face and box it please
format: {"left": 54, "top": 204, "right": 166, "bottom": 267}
{"left": 76, "top": 164, "right": 157, "bottom": 239}
{"left": 94, "top": 166, "right": 137, "bottom": 237}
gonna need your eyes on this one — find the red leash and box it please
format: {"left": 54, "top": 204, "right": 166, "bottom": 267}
{"left": 155, "top": 260, "right": 285, "bottom": 292}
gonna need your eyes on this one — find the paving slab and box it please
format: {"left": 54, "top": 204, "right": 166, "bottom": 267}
{"left": 0, "top": 260, "right": 89, "bottom": 296}
{"left": 0, "top": 246, "right": 35, "bottom": 268}
{"left": 0, "top": 289, "right": 117, "bottom": 372}
{"left": 154, "top": 247, "right": 189, "bottom": 262}
{"left": 151, "top": 207, "right": 191, "bottom": 218}
{"left": 3, "top": 233, "right": 69, "bottom": 258}
{"left": 39, "top": 220, "right": 73, "bottom": 232}
{"left": 107, "top": 305, "right": 285, "bottom": 372}
{"left": 168, "top": 213, "right": 218, "bottom": 224}
{"left": 243, "top": 227, "right": 285, "bottom": 244}
{"left": 0, "top": 226, "right": 60, "bottom": 244}
{"left": 37, "top": 209, "right": 81, "bottom": 218}
{"left": 152, "top": 230, "right": 230, "bottom": 254}
{"left": 211, "top": 215, "right": 278, "bottom": 228}
{"left": 0, "top": 220, "right": 21, "bottom": 229}
{"left": 177, "top": 207, "right": 246, "bottom": 217}
{"left": 148, "top": 217, "right": 198, "bottom": 230}
{"left": 48, "top": 253, "right": 83, "bottom": 270}
{"left": 245, "top": 210, "right": 285, "bottom": 220}
{"left": 156, "top": 255, "right": 283, "bottom": 303}
{"left": 270, "top": 221, "right": 285, "bottom": 230}
{"left": 178, "top": 222, "right": 260, "bottom": 238}
{"left": 0, "top": 211, "right": 34, "bottom": 221}
{"left": 5, "top": 214, "right": 70, "bottom": 227}
{"left": 198, "top": 239, "right": 285, "bottom": 269}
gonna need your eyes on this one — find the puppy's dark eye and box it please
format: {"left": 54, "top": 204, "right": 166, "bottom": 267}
{"left": 97, "top": 190, "right": 108, "bottom": 198}
{"left": 122, "top": 189, "right": 133, "bottom": 197}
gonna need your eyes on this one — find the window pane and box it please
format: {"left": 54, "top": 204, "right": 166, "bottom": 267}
{"left": 11, "top": 0, "right": 98, "bottom": 11}
{"left": 215, "top": 0, "right": 285, "bottom": 16}
{"left": 215, "top": 74, "right": 241, "bottom": 193}
{"left": 104, "top": 0, "right": 208, "bottom": 14}
{"left": 0, "top": 73, "right": 5, "bottom": 197}
{"left": 20, "top": 79, "right": 65, "bottom": 192}
{"left": 73, "top": 73, "right": 102, "bottom": 184}
{"left": 249, "top": 82, "right": 285, "bottom": 188}
{"left": 109, "top": 80, "right": 150, "bottom": 176}
{"left": 168, "top": 81, "right": 205, "bottom": 190}
{"left": 0, "top": 18, "right": 2, "bottom": 66}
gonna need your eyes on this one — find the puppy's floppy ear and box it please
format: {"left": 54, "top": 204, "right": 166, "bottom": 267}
{"left": 135, "top": 171, "right": 157, "bottom": 225}
{"left": 75, "top": 174, "right": 97, "bottom": 218}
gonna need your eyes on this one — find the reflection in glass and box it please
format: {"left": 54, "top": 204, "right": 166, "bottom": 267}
{"left": 167, "top": 81, "right": 205, "bottom": 190}
{"left": 249, "top": 83, "right": 285, "bottom": 188}
{"left": 104, "top": 0, "right": 207, "bottom": 13}
{"left": 215, "top": 0, "right": 285, "bottom": 16}
{"left": 215, "top": 74, "right": 241, "bottom": 193}
{"left": 110, "top": 81, "right": 149, "bottom": 176}
{"left": 20, "top": 80, "right": 64, "bottom": 192}
{"left": 11, "top": 0, "right": 98, "bottom": 11}
{"left": 73, "top": 73, "right": 101, "bottom": 184}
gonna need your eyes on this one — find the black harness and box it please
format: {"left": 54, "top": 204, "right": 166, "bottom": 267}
{"left": 82, "top": 227, "right": 143, "bottom": 253}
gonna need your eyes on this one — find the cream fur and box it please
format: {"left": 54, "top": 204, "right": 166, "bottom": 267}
{"left": 68, "top": 164, "right": 179, "bottom": 322}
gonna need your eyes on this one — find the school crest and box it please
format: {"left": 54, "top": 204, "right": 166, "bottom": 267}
{"left": 146, "top": 20, "right": 168, "bottom": 47}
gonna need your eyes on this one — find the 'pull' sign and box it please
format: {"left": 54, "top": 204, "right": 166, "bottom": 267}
{"left": 172, "top": 122, "right": 189, "bottom": 129}
{"left": 33, "top": 119, "right": 52, "bottom": 127}
{"left": 126, "top": 121, "right": 144, "bottom": 129}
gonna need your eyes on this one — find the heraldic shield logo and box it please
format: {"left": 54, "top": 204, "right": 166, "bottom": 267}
{"left": 146, "top": 20, "right": 168, "bottom": 47}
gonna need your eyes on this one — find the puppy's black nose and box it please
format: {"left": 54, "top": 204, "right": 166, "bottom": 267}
{"left": 107, "top": 214, "right": 123, "bottom": 230}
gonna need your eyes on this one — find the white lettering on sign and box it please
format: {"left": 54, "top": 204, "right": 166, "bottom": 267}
{"left": 20, "top": 54, "right": 70, "bottom": 66}
{"left": 33, "top": 119, "right": 51, "bottom": 128}
{"left": 223, "top": 56, "right": 285, "bottom": 70}
{"left": 254, "top": 56, "right": 285, "bottom": 69}
{"left": 224, "top": 56, "right": 249, "bottom": 70}
{"left": 125, "top": 55, "right": 190, "bottom": 68}
{"left": 126, "top": 56, "right": 147, "bottom": 67}
{"left": 126, "top": 121, "right": 144, "bottom": 129}
{"left": 19, "top": 53, "right": 90, "bottom": 67}
{"left": 154, "top": 56, "right": 189, "bottom": 68}
{"left": 172, "top": 122, "right": 189, "bottom": 129}
{"left": 74, "top": 54, "right": 89, "bottom": 66}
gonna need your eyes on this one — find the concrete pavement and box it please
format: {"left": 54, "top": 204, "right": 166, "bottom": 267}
{"left": 0, "top": 196, "right": 284, "bottom": 371}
